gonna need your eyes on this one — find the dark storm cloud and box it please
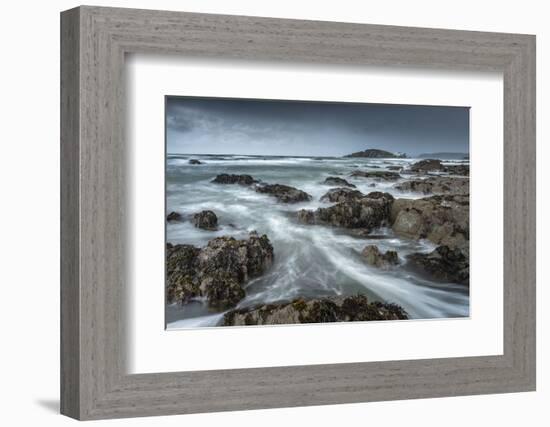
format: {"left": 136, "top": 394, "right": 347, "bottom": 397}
{"left": 166, "top": 96, "right": 469, "bottom": 157}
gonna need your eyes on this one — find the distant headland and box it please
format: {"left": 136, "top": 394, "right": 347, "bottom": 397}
{"left": 343, "top": 149, "right": 407, "bottom": 159}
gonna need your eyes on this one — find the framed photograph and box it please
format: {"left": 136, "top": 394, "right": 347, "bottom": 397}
{"left": 61, "top": 6, "right": 536, "bottom": 420}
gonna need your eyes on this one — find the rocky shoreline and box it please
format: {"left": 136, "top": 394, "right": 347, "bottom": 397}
{"left": 166, "top": 156, "right": 470, "bottom": 326}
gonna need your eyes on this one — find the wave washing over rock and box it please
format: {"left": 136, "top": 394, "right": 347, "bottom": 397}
{"left": 165, "top": 153, "right": 470, "bottom": 328}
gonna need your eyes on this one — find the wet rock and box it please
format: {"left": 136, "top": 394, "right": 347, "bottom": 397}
{"left": 297, "top": 209, "right": 316, "bottom": 224}
{"left": 391, "top": 194, "right": 469, "bottom": 247}
{"left": 197, "top": 233, "right": 274, "bottom": 283}
{"left": 222, "top": 295, "right": 408, "bottom": 326}
{"left": 188, "top": 159, "right": 203, "bottom": 165}
{"left": 387, "top": 165, "right": 403, "bottom": 171}
{"left": 407, "top": 245, "right": 469, "bottom": 285}
{"left": 166, "top": 244, "right": 202, "bottom": 304}
{"left": 361, "top": 245, "right": 399, "bottom": 269}
{"left": 166, "top": 233, "right": 274, "bottom": 310}
{"left": 167, "top": 211, "right": 183, "bottom": 222}
{"left": 255, "top": 184, "right": 312, "bottom": 203}
{"left": 320, "top": 187, "right": 365, "bottom": 203}
{"left": 350, "top": 170, "right": 401, "bottom": 181}
{"left": 394, "top": 176, "right": 469, "bottom": 195}
{"left": 410, "top": 159, "right": 443, "bottom": 172}
{"left": 323, "top": 176, "right": 356, "bottom": 188}
{"left": 212, "top": 174, "right": 258, "bottom": 185}
{"left": 305, "top": 192, "right": 394, "bottom": 231}
{"left": 444, "top": 164, "right": 470, "bottom": 176}
{"left": 193, "top": 210, "right": 218, "bottom": 230}
{"left": 198, "top": 274, "right": 245, "bottom": 311}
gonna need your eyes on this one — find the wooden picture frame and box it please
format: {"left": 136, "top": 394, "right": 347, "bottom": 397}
{"left": 60, "top": 5, "right": 536, "bottom": 420}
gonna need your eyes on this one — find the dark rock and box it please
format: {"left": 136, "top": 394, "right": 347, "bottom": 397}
{"left": 193, "top": 210, "right": 218, "bottom": 230}
{"left": 222, "top": 294, "right": 408, "bottom": 326}
{"left": 166, "top": 233, "right": 274, "bottom": 310}
{"left": 167, "top": 211, "right": 183, "bottom": 222}
{"left": 361, "top": 245, "right": 399, "bottom": 269}
{"left": 394, "top": 176, "right": 469, "bottom": 195}
{"left": 212, "top": 174, "right": 258, "bottom": 185}
{"left": 350, "top": 170, "right": 401, "bottom": 181}
{"left": 188, "top": 159, "right": 203, "bottom": 165}
{"left": 387, "top": 165, "right": 403, "bottom": 171}
{"left": 166, "top": 244, "right": 202, "bottom": 304}
{"left": 409, "top": 159, "right": 443, "bottom": 172}
{"left": 407, "top": 245, "right": 469, "bottom": 285}
{"left": 391, "top": 194, "right": 469, "bottom": 248}
{"left": 297, "top": 209, "right": 316, "bottom": 224}
{"left": 320, "top": 187, "right": 365, "bottom": 203}
{"left": 344, "top": 149, "right": 407, "bottom": 159}
{"left": 255, "top": 184, "right": 312, "bottom": 203}
{"left": 323, "top": 176, "right": 356, "bottom": 188}
{"left": 306, "top": 192, "right": 394, "bottom": 231}
{"left": 443, "top": 164, "right": 470, "bottom": 176}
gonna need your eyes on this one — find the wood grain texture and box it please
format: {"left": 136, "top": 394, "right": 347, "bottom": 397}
{"left": 60, "top": 7, "right": 80, "bottom": 419}
{"left": 60, "top": 6, "right": 536, "bottom": 420}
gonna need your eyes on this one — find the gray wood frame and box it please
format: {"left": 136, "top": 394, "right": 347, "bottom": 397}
{"left": 60, "top": 5, "right": 536, "bottom": 420}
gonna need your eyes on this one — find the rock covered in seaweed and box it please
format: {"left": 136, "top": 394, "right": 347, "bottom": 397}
{"left": 394, "top": 176, "right": 469, "bottom": 195}
{"left": 193, "top": 210, "right": 218, "bottom": 230}
{"left": 322, "top": 176, "right": 356, "bottom": 188}
{"left": 298, "top": 191, "right": 394, "bottom": 232}
{"left": 407, "top": 245, "right": 469, "bottom": 285}
{"left": 212, "top": 174, "right": 258, "bottom": 185}
{"left": 255, "top": 184, "right": 312, "bottom": 203}
{"left": 391, "top": 194, "right": 469, "bottom": 248}
{"left": 406, "top": 159, "right": 469, "bottom": 176}
{"left": 409, "top": 159, "right": 443, "bottom": 172}
{"left": 166, "top": 232, "right": 274, "bottom": 310}
{"left": 349, "top": 170, "right": 401, "bottom": 181}
{"left": 361, "top": 245, "right": 399, "bottom": 269}
{"left": 443, "top": 164, "right": 469, "bottom": 176}
{"left": 320, "top": 187, "right": 365, "bottom": 203}
{"left": 222, "top": 295, "right": 408, "bottom": 326}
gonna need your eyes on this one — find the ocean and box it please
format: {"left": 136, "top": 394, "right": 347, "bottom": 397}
{"left": 166, "top": 153, "right": 469, "bottom": 328}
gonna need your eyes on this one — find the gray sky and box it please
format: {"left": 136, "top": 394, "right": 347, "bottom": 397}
{"left": 166, "top": 96, "right": 469, "bottom": 157}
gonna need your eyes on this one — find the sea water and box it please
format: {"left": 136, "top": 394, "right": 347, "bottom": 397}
{"left": 165, "top": 154, "right": 470, "bottom": 328}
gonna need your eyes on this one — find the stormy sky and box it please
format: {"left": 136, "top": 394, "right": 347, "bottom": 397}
{"left": 166, "top": 96, "right": 469, "bottom": 157}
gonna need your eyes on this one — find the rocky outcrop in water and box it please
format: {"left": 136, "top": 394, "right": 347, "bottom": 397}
{"left": 323, "top": 176, "right": 356, "bottom": 188}
{"left": 255, "top": 184, "right": 312, "bottom": 203}
{"left": 391, "top": 194, "right": 469, "bottom": 248}
{"left": 166, "top": 232, "right": 274, "bottom": 310}
{"left": 298, "top": 192, "right": 394, "bottom": 232}
{"left": 320, "top": 187, "right": 365, "bottom": 203}
{"left": 394, "top": 176, "right": 469, "bottom": 195}
{"left": 188, "top": 159, "right": 203, "bottom": 165}
{"left": 409, "top": 159, "right": 443, "bottom": 172}
{"left": 350, "top": 170, "right": 401, "bottom": 180}
{"left": 212, "top": 174, "right": 258, "bottom": 185}
{"left": 407, "top": 245, "right": 469, "bottom": 285}
{"left": 361, "top": 245, "right": 399, "bottom": 269}
{"left": 406, "top": 160, "right": 469, "bottom": 176}
{"left": 167, "top": 211, "right": 183, "bottom": 222}
{"left": 344, "top": 149, "right": 407, "bottom": 159}
{"left": 222, "top": 295, "right": 408, "bottom": 326}
{"left": 193, "top": 210, "right": 218, "bottom": 230}
{"left": 443, "top": 164, "right": 469, "bottom": 176}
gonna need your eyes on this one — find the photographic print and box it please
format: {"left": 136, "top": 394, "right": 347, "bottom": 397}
{"left": 165, "top": 97, "right": 470, "bottom": 329}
